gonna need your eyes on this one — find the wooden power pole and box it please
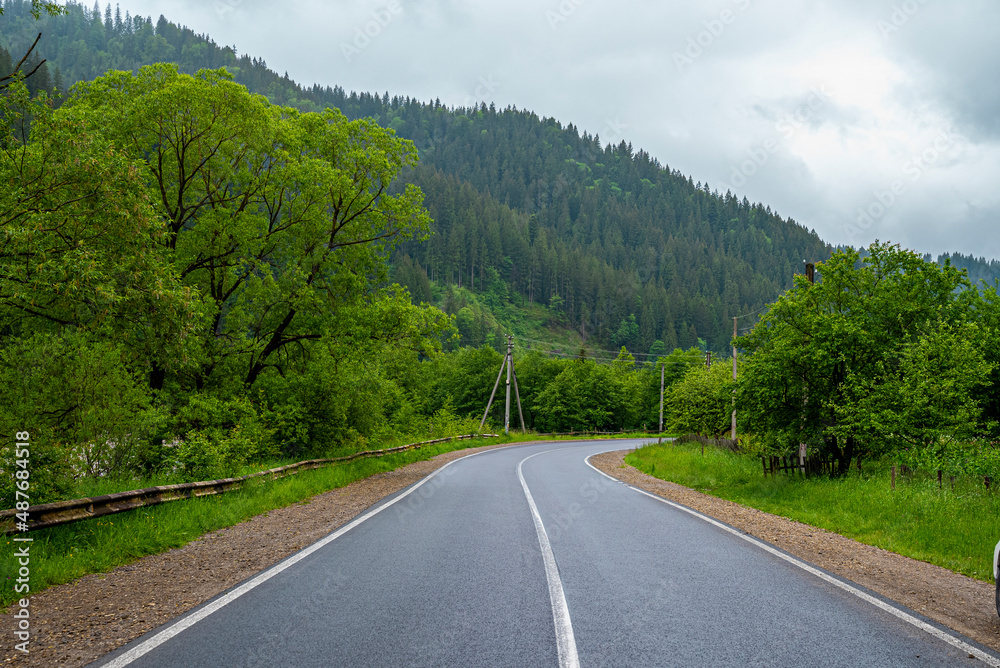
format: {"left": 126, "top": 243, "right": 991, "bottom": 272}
{"left": 658, "top": 361, "right": 665, "bottom": 444}
{"left": 732, "top": 316, "right": 737, "bottom": 440}
{"left": 504, "top": 335, "right": 513, "bottom": 434}
{"left": 479, "top": 335, "right": 525, "bottom": 435}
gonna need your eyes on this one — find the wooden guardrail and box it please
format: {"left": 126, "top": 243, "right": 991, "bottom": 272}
{"left": 0, "top": 433, "right": 498, "bottom": 534}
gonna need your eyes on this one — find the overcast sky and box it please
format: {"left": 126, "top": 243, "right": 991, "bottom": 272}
{"left": 118, "top": 0, "right": 1000, "bottom": 259}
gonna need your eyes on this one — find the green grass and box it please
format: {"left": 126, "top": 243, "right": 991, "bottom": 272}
{"left": 0, "top": 435, "right": 508, "bottom": 608}
{"left": 626, "top": 442, "right": 1000, "bottom": 583}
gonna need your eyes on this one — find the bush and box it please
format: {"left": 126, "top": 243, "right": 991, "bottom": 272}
{"left": 168, "top": 394, "right": 277, "bottom": 479}
{"left": 0, "top": 331, "right": 160, "bottom": 503}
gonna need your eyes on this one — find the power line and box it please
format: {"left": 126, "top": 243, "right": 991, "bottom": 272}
{"left": 518, "top": 345, "right": 707, "bottom": 362}
{"left": 733, "top": 304, "right": 770, "bottom": 319}
{"left": 516, "top": 337, "right": 697, "bottom": 360}
{"left": 513, "top": 342, "right": 724, "bottom": 365}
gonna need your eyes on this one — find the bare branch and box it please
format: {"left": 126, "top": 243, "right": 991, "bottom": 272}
{"left": 0, "top": 33, "right": 45, "bottom": 90}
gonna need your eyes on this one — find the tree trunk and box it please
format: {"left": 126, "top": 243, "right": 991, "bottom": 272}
{"left": 149, "top": 362, "right": 165, "bottom": 391}
{"left": 835, "top": 435, "right": 855, "bottom": 476}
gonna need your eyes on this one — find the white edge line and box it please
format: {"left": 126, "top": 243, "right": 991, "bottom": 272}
{"left": 518, "top": 450, "right": 581, "bottom": 668}
{"left": 584, "top": 453, "right": 1000, "bottom": 668}
{"left": 99, "top": 447, "right": 497, "bottom": 668}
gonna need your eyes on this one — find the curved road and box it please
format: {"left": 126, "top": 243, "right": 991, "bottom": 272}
{"left": 90, "top": 440, "right": 998, "bottom": 667}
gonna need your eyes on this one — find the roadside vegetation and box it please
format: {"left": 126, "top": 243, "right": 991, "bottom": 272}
{"left": 627, "top": 441, "right": 1000, "bottom": 584}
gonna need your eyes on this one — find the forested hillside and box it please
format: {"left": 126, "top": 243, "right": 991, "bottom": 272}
{"left": 5, "top": 0, "right": 1000, "bottom": 512}
{"left": 0, "top": 0, "right": 837, "bottom": 352}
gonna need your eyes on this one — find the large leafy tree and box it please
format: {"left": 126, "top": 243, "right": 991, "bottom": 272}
{"left": 533, "top": 360, "right": 628, "bottom": 432}
{"left": 0, "top": 79, "right": 197, "bottom": 365}
{"left": 0, "top": 80, "right": 196, "bottom": 500}
{"left": 62, "top": 64, "right": 433, "bottom": 392}
{"left": 735, "top": 242, "right": 985, "bottom": 473}
{"left": 666, "top": 363, "right": 735, "bottom": 438}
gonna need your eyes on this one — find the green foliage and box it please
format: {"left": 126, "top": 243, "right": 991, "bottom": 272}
{"left": 0, "top": 79, "right": 199, "bottom": 367}
{"left": 735, "top": 242, "right": 990, "bottom": 473}
{"left": 0, "top": 331, "right": 159, "bottom": 504}
{"left": 533, "top": 360, "right": 628, "bottom": 432}
{"left": 0, "top": 3, "right": 837, "bottom": 353}
{"left": 423, "top": 345, "right": 505, "bottom": 422}
{"left": 62, "top": 64, "right": 431, "bottom": 392}
{"left": 0, "top": 61, "right": 450, "bottom": 490}
{"left": 168, "top": 394, "right": 277, "bottom": 479}
{"left": 665, "top": 363, "right": 735, "bottom": 437}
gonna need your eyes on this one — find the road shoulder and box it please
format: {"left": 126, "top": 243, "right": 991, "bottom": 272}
{"left": 589, "top": 449, "right": 1000, "bottom": 654}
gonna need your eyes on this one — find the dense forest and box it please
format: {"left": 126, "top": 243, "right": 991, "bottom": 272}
{"left": 6, "top": 1, "right": 999, "bottom": 353}
{"left": 0, "top": 0, "right": 839, "bottom": 352}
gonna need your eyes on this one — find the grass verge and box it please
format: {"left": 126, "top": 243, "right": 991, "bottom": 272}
{"left": 626, "top": 441, "right": 1000, "bottom": 583}
{"left": 1, "top": 435, "right": 509, "bottom": 608}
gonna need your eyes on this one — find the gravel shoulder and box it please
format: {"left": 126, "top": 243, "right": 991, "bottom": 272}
{"left": 5, "top": 441, "right": 999, "bottom": 665}
{"left": 589, "top": 449, "right": 1000, "bottom": 655}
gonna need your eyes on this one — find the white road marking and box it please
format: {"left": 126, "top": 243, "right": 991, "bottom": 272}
{"left": 518, "top": 450, "right": 581, "bottom": 668}
{"left": 584, "top": 453, "right": 1000, "bottom": 667}
{"left": 98, "top": 448, "right": 497, "bottom": 668}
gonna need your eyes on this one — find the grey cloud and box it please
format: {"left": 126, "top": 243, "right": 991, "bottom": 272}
{"left": 119, "top": 0, "right": 1000, "bottom": 258}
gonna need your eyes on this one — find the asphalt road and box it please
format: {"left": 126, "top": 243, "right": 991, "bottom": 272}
{"left": 90, "top": 440, "right": 1000, "bottom": 667}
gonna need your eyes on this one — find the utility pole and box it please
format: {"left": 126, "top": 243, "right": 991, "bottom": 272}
{"left": 479, "top": 335, "right": 526, "bottom": 435}
{"left": 732, "top": 316, "right": 737, "bottom": 440}
{"left": 511, "top": 362, "right": 526, "bottom": 434}
{"left": 504, "top": 335, "right": 513, "bottom": 435}
{"left": 706, "top": 351, "right": 711, "bottom": 369}
{"left": 799, "top": 262, "right": 815, "bottom": 470}
{"left": 479, "top": 351, "right": 507, "bottom": 434}
{"left": 658, "top": 361, "right": 665, "bottom": 444}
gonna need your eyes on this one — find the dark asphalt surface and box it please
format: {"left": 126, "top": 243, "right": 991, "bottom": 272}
{"left": 89, "top": 440, "right": 998, "bottom": 667}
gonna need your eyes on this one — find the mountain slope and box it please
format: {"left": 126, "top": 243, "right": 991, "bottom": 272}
{"left": 2, "top": 1, "right": 835, "bottom": 351}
